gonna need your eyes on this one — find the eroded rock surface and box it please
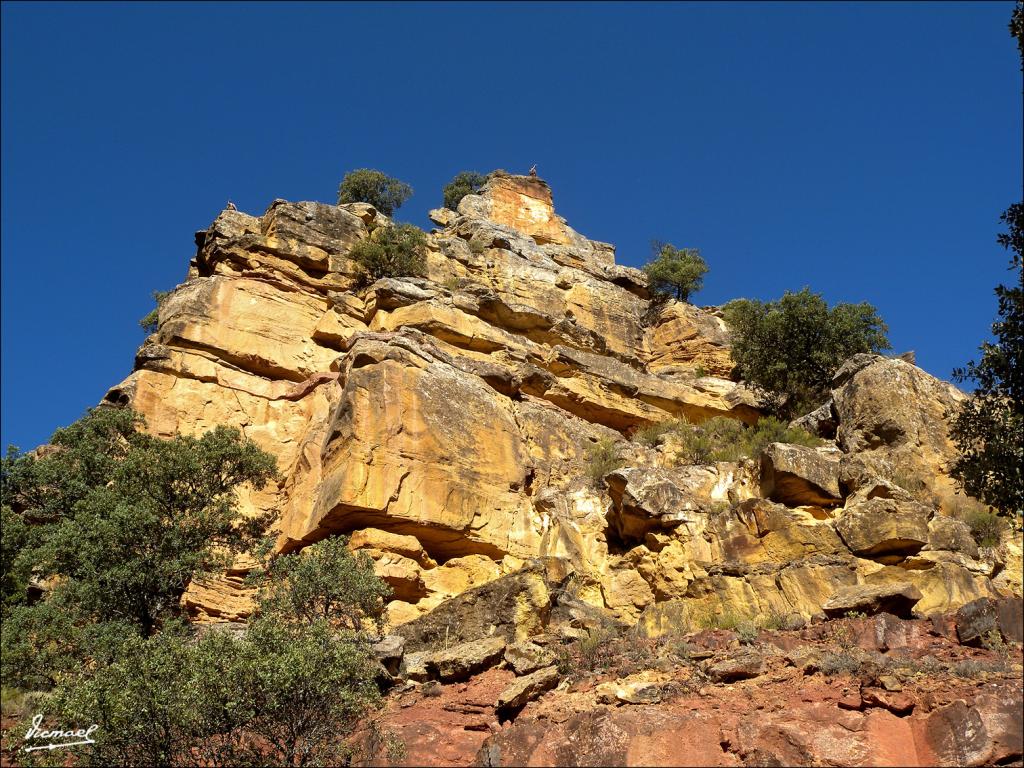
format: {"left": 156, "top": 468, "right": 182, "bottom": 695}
{"left": 96, "top": 171, "right": 1024, "bottom": 767}
{"left": 102, "top": 173, "right": 1019, "bottom": 640}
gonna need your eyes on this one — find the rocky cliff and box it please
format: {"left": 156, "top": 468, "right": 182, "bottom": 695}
{"left": 103, "top": 172, "right": 1023, "bottom": 765}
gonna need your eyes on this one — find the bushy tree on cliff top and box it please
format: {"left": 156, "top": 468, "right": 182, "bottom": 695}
{"left": 724, "top": 288, "right": 890, "bottom": 418}
{"left": 442, "top": 171, "right": 487, "bottom": 211}
{"left": 337, "top": 168, "right": 413, "bottom": 216}
{"left": 642, "top": 241, "right": 709, "bottom": 302}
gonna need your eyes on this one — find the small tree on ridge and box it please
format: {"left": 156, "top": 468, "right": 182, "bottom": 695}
{"left": 642, "top": 242, "right": 709, "bottom": 302}
{"left": 337, "top": 169, "right": 413, "bottom": 216}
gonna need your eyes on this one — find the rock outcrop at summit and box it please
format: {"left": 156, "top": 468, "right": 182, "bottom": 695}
{"left": 105, "top": 171, "right": 1019, "bottom": 632}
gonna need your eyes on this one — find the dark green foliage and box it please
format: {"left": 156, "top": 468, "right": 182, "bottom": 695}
{"left": 348, "top": 223, "right": 427, "bottom": 284}
{"left": 1, "top": 492, "right": 33, "bottom": 612}
{"left": 641, "top": 242, "right": 709, "bottom": 302}
{"left": 37, "top": 616, "right": 379, "bottom": 767}
{"left": 947, "top": 7, "right": 1024, "bottom": 519}
{"left": 739, "top": 416, "right": 822, "bottom": 458}
{"left": 1, "top": 407, "right": 277, "bottom": 635}
{"left": 1012, "top": 1, "right": 1023, "bottom": 70}
{"left": 1, "top": 601, "right": 136, "bottom": 691}
{"left": 723, "top": 288, "right": 890, "bottom": 417}
{"left": 632, "top": 420, "right": 677, "bottom": 447}
{"left": 442, "top": 171, "right": 487, "bottom": 211}
{"left": 950, "top": 202, "right": 1024, "bottom": 518}
{"left": 139, "top": 290, "right": 171, "bottom": 334}
{"left": 255, "top": 535, "right": 391, "bottom": 632}
{"left": 337, "top": 169, "right": 413, "bottom": 216}
{"left": 2, "top": 406, "right": 388, "bottom": 766}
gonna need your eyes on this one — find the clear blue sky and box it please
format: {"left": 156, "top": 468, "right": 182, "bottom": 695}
{"left": 2, "top": 1, "right": 1021, "bottom": 450}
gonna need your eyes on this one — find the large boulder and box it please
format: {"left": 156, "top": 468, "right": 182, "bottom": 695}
{"left": 705, "top": 651, "right": 765, "bottom": 683}
{"left": 955, "top": 598, "right": 1001, "bottom": 647}
{"left": 834, "top": 497, "right": 933, "bottom": 562}
{"left": 823, "top": 582, "right": 923, "bottom": 619}
{"left": 394, "top": 562, "right": 554, "bottom": 652}
{"left": 830, "top": 354, "right": 966, "bottom": 497}
{"left": 760, "top": 443, "right": 843, "bottom": 507}
{"left": 604, "top": 467, "right": 709, "bottom": 543}
{"left": 495, "top": 665, "right": 561, "bottom": 715}
{"left": 503, "top": 640, "right": 555, "bottom": 675}
{"left": 425, "top": 636, "right": 507, "bottom": 682}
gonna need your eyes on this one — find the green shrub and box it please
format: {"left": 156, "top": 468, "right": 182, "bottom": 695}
{"left": 0, "top": 495, "right": 33, "bottom": 613}
{"left": 586, "top": 437, "right": 623, "bottom": 486}
{"left": 35, "top": 616, "right": 379, "bottom": 768}
{"left": 692, "top": 606, "right": 743, "bottom": 631}
{"left": 642, "top": 242, "right": 708, "bottom": 302}
{"left": 666, "top": 415, "right": 821, "bottom": 465}
{"left": 743, "top": 416, "right": 823, "bottom": 455}
{"left": 889, "top": 469, "right": 929, "bottom": 499}
{"left": 826, "top": 620, "right": 856, "bottom": 651}
{"left": 570, "top": 624, "right": 621, "bottom": 674}
{"left": 337, "top": 168, "right": 413, "bottom": 216}
{"left": 951, "top": 657, "right": 1010, "bottom": 678}
{"left": 950, "top": 201, "right": 1023, "bottom": 518}
{"left": 348, "top": 223, "right": 427, "bottom": 284}
{"left": 255, "top": 535, "right": 392, "bottom": 632}
{"left": 759, "top": 606, "right": 790, "bottom": 631}
{"left": 724, "top": 288, "right": 890, "bottom": 418}
{"left": 817, "top": 650, "right": 862, "bottom": 676}
{"left": 138, "top": 289, "right": 171, "bottom": 334}
{"left": 948, "top": 496, "right": 1007, "bottom": 547}
{"left": 1, "top": 408, "right": 277, "bottom": 637}
{"left": 676, "top": 417, "right": 744, "bottom": 463}
{"left": 981, "top": 628, "right": 1006, "bottom": 652}
{"left": 632, "top": 420, "right": 678, "bottom": 447}
{"left": 735, "top": 620, "right": 759, "bottom": 645}
{"left": 442, "top": 171, "right": 487, "bottom": 211}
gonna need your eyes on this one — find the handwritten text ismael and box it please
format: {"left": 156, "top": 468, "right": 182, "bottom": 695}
{"left": 23, "top": 714, "right": 99, "bottom": 753}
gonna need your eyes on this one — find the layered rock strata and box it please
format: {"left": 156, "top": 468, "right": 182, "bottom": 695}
{"left": 104, "top": 172, "right": 1021, "bottom": 629}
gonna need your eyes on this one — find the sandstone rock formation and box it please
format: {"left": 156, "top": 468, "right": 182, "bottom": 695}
{"left": 104, "top": 171, "right": 1019, "bottom": 633}
{"left": 95, "top": 170, "right": 1023, "bottom": 766}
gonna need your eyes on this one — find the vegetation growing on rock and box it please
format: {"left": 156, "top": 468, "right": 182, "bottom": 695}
{"left": 641, "top": 242, "right": 708, "bottom": 302}
{"left": 254, "top": 535, "right": 392, "bottom": 631}
{"left": 633, "top": 415, "right": 821, "bottom": 463}
{"left": 950, "top": 201, "right": 1024, "bottom": 519}
{"left": 337, "top": 168, "right": 413, "bottom": 216}
{"left": 0, "top": 407, "right": 277, "bottom": 634}
{"left": 585, "top": 437, "right": 623, "bottom": 486}
{"left": 138, "top": 289, "right": 171, "bottom": 333}
{"left": 1, "top": 409, "right": 389, "bottom": 767}
{"left": 4, "top": 158, "right": 1021, "bottom": 766}
{"left": 348, "top": 222, "right": 427, "bottom": 284}
{"left": 441, "top": 170, "right": 487, "bottom": 211}
{"left": 724, "top": 288, "right": 891, "bottom": 417}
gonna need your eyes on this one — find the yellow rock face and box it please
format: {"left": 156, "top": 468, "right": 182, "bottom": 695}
{"left": 476, "top": 175, "right": 575, "bottom": 247}
{"left": 99, "top": 179, "right": 1018, "bottom": 629}
{"left": 643, "top": 302, "right": 735, "bottom": 378}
